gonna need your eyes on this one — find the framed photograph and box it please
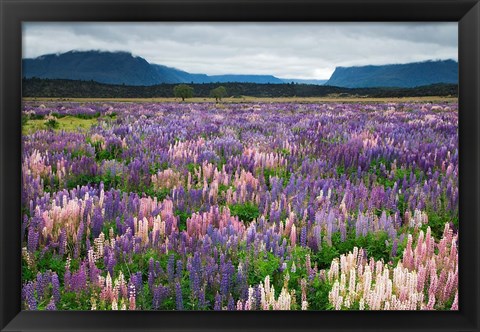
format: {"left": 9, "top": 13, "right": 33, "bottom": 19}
{"left": 1, "top": 0, "right": 479, "bottom": 331}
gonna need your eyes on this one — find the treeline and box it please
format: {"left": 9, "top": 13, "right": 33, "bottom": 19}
{"left": 22, "top": 78, "right": 458, "bottom": 98}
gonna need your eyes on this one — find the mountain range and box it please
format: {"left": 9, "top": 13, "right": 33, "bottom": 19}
{"left": 22, "top": 50, "right": 458, "bottom": 88}
{"left": 325, "top": 60, "right": 458, "bottom": 88}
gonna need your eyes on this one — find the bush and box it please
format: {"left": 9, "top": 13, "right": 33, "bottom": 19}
{"left": 44, "top": 118, "right": 59, "bottom": 130}
{"left": 229, "top": 202, "right": 259, "bottom": 223}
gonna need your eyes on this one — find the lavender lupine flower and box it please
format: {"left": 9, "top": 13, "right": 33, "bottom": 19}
{"left": 198, "top": 288, "right": 207, "bottom": 310}
{"left": 27, "top": 226, "right": 39, "bottom": 253}
{"left": 51, "top": 272, "right": 60, "bottom": 304}
{"left": 227, "top": 295, "right": 235, "bottom": 311}
{"left": 23, "top": 282, "right": 37, "bottom": 310}
{"left": 214, "top": 292, "right": 222, "bottom": 311}
{"left": 300, "top": 226, "right": 307, "bottom": 247}
{"left": 36, "top": 272, "right": 46, "bottom": 301}
{"left": 152, "top": 285, "right": 169, "bottom": 310}
{"left": 132, "top": 271, "right": 143, "bottom": 295}
{"left": 167, "top": 254, "right": 175, "bottom": 283}
{"left": 175, "top": 281, "right": 184, "bottom": 310}
{"left": 175, "top": 260, "right": 183, "bottom": 279}
{"left": 46, "top": 299, "right": 57, "bottom": 310}
{"left": 92, "top": 206, "right": 104, "bottom": 238}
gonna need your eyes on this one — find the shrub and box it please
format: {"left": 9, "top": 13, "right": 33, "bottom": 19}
{"left": 229, "top": 202, "right": 259, "bottom": 223}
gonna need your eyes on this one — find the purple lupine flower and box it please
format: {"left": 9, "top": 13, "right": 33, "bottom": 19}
{"left": 175, "top": 281, "right": 184, "bottom": 310}
{"left": 35, "top": 272, "right": 45, "bottom": 300}
{"left": 106, "top": 251, "right": 116, "bottom": 278}
{"left": 134, "top": 271, "right": 143, "bottom": 295}
{"left": 220, "top": 263, "right": 231, "bottom": 298}
{"left": 23, "top": 281, "right": 37, "bottom": 310}
{"left": 198, "top": 288, "right": 207, "bottom": 310}
{"left": 214, "top": 292, "right": 222, "bottom": 311}
{"left": 64, "top": 268, "right": 71, "bottom": 291}
{"left": 46, "top": 299, "right": 57, "bottom": 310}
{"left": 22, "top": 215, "right": 28, "bottom": 240}
{"left": 227, "top": 295, "right": 235, "bottom": 311}
{"left": 36, "top": 271, "right": 51, "bottom": 301}
{"left": 167, "top": 254, "right": 175, "bottom": 283}
{"left": 300, "top": 226, "right": 307, "bottom": 247}
{"left": 152, "top": 285, "right": 169, "bottom": 310}
{"left": 27, "top": 226, "right": 39, "bottom": 253}
{"left": 92, "top": 206, "right": 104, "bottom": 238}
{"left": 51, "top": 272, "right": 60, "bottom": 304}
{"left": 175, "top": 260, "right": 183, "bottom": 279}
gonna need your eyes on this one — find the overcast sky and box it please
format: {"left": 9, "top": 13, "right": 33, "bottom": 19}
{"left": 23, "top": 22, "right": 457, "bottom": 79}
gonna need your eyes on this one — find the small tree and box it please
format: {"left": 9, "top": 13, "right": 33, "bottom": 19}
{"left": 173, "top": 84, "right": 194, "bottom": 101}
{"left": 210, "top": 86, "right": 227, "bottom": 102}
{"left": 44, "top": 113, "right": 59, "bottom": 130}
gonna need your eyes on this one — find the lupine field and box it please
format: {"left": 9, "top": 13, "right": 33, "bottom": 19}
{"left": 21, "top": 100, "right": 458, "bottom": 311}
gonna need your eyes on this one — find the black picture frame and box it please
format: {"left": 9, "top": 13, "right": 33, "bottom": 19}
{"left": 1, "top": 0, "right": 479, "bottom": 331}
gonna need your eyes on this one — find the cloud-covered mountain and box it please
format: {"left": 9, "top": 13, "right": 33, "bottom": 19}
{"left": 23, "top": 51, "right": 458, "bottom": 88}
{"left": 23, "top": 51, "right": 289, "bottom": 86}
{"left": 325, "top": 60, "right": 458, "bottom": 88}
{"left": 22, "top": 51, "right": 163, "bottom": 86}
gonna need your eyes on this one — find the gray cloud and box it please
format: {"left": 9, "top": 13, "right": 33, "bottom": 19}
{"left": 22, "top": 22, "right": 457, "bottom": 79}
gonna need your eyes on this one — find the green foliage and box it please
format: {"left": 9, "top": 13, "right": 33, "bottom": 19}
{"left": 143, "top": 187, "right": 171, "bottom": 202}
{"left": 369, "top": 157, "right": 424, "bottom": 190}
{"left": 262, "top": 167, "right": 291, "bottom": 189}
{"left": 44, "top": 118, "right": 59, "bottom": 130}
{"left": 149, "top": 161, "right": 169, "bottom": 175}
{"left": 229, "top": 202, "right": 259, "bottom": 223}
{"left": 136, "top": 283, "right": 153, "bottom": 310}
{"left": 392, "top": 231, "right": 409, "bottom": 265}
{"left": 66, "top": 147, "right": 91, "bottom": 159}
{"left": 22, "top": 115, "right": 29, "bottom": 127}
{"left": 307, "top": 277, "right": 333, "bottom": 310}
{"left": 93, "top": 144, "right": 123, "bottom": 162}
{"left": 23, "top": 116, "right": 97, "bottom": 134}
{"left": 314, "top": 242, "right": 340, "bottom": 270}
{"left": 210, "top": 86, "right": 227, "bottom": 102}
{"left": 285, "top": 246, "right": 310, "bottom": 292}
{"left": 335, "top": 164, "right": 357, "bottom": 177}
{"left": 424, "top": 209, "right": 457, "bottom": 240}
{"left": 313, "top": 231, "right": 392, "bottom": 270}
{"left": 74, "top": 112, "right": 101, "bottom": 120}
{"left": 276, "top": 148, "right": 290, "bottom": 157}
{"left": 247, "top": 251, "right": 281, "bottom": 286}
{"left": 57, "top": 291, "right": 92, "bottom": 310}
{"left": 22, "top": 251, "right": 67, "bottom": 283}
{"left": 22, "top": 259, "right": 36, "bottom": 282}
{"left": 43, "top": 175, "right": 60, "bottom": 193}
{"left": 114, "top": 250, "right": 162, "bottom": 281}
{"left": 65, "top": 171, "right": 124, "bottom": 190}
{"left": 173, "top": 84, "right": 194, "bottom": 101}
{"left": 186, "top": 162, "right": 198, "bottom": 174}
{"left": 175, "top": 209, "right": 191, "bottom": 231}
{"left": 37, "top": 253, "right": 67, "bottom": 279}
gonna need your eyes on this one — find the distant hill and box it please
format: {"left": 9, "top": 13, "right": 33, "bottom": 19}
{"left": 23, "top": 51, "right": 163, "bottom": 86}
{"left": 23, "top": 51, "right": 458, "bottom": 88}
{"left": 280, "top": 78, "right": 327, "bottom": 85}
{"left": 23, "top": 50, "right": 295, "bottom": 86}
{"left": 325, "top": 60, "right": 458, "bottom": 88}
{"left": 151, "top": 64, "right": 211, "bottom": 84}
{"left": 208, "top": 74, "right": 284, "bottom": 84}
